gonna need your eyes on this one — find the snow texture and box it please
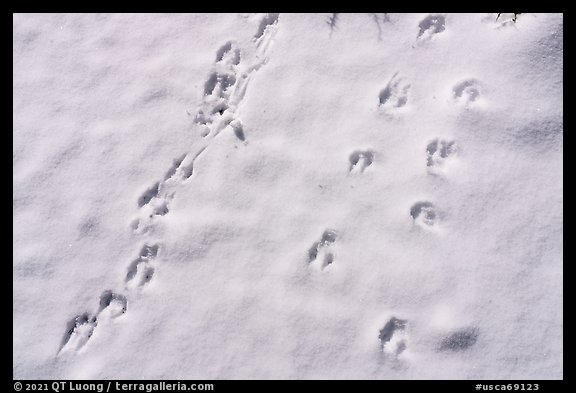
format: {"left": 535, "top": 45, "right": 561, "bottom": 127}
{"left": 13, "top": 13, "right": 562, "bottom": 379}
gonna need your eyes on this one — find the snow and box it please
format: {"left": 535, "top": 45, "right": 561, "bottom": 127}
{"left": 13, "top": 13, "right": 562, "bottom": 379}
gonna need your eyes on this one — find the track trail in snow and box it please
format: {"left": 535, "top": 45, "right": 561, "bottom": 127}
{"left": 376, "top": 14, "right": 487, "bottom": 360}
{"left": 57, "top": 13, "right": 280, "bottom": 356}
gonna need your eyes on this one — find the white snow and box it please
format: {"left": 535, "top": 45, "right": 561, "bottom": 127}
{"left": 13, "top": 13, "right": 563, "bottom": 379}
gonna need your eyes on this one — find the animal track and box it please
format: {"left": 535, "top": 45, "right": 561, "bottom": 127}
{"left": 349, "top": 150, "right": 374, "bottom": 173}
{"left": 195, "top": 15, "right": 278, "bottom": 141}
{"left": 136, "top": 182, "right": 168, "bottom": 218}
{"left": 453, "top": 79, "right": 482, "bottom": 106}
{"left": 63, "top": 15, "right": 281, "bottom": 358}
{"left": 98, "top": 290, "right": 128, "bottom": 318}
{"left": 379, "top": 317, "right": 408, "bottom": 357}
{"left": 216, "top": 41, "right": 240, "bottom": 65}
{"left": 426, "top": 139, "right": 456, "bottom": 173}
{"left": 410, "top": 201, "right": 440, "bottom": 227}
{"left": 417, "top": 14, "right": 446, "bottom": 40}
{"left": 254, "top": 13, "right": 279, "bottom": 40}
{"left": 174, "top": 147, "right": 207, "bottom": 181}
{"left": 59, "top": 290, "right": 127, "bottom": 355}
{"left": 138, "top": 182, "right": 159, "bottom": 208}
{"left": 308, "top": 229, "right": 337, "bottom": 270}
{"left": 163, "top": 155, "right": 186, "bottom": 180}
{"left": 132, "top": 147, "right": 208, "bottom": 233}
{"left": 59, "top": 313, "right": 98, "bottom": 354}
{"left": 379, "top": 72, "right": 410, "bottom": 111}
{"left": 194, "top": 42, "right": 241, "bottom": 136}
{"left": 125, "top": 261, "right": 148, "bottom": 287}
{"left": 126, "top": 244, "right": 160, "bottom": 289}
{"left": 140, "top": 244, "right": 159, "bottom": 259}
{"left": 438, "top": 327, "right": 479, "bottom": 351}
{"left": 204, "top": 72, "right": 237, "bottom": 96}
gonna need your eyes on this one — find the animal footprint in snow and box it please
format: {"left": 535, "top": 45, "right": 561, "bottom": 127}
{"left": 438, "top": 327, "right": 479, "bottom": 351}
{"left": 59, "top": 290, "right": 128, "bottom": 355}
{"left": 163, "top": 147, "right": 207, "bottom": 183}
{"left": 204, "top": 72, "right": 237, "bottom": 97}
{"left": 98, "top": 290, "right": 128, "bottom": 320}
{"left": 379, "top": 73, "right": 410, "bottom": 112}
{"left": 349, "top": 150, "right": 374, "bottom": 173}
{"left": 194, "top": 40, "right": 241, "bottom": 135}
{"left": 254, "top": 13, "right": 280, "bottom": 40}
{"left": 379, "top": 317, "right": 408, "bottom": 358}
{"left": 59, "top": 313, "right": 98, "bottom": 354}
{"left": 177, "top": 147, "right": 207, "bottom": 180}
{"left": 426, "top": 139, "right": 456, "bottom": 174}
{"left": 417, "top": 14, "right": 446, "bottom": 40}
{"left": 164, "top": 154, "right": 187, "bottom": 180}
{"left": 308, "top": 229, "right": 337, "bottom": 270}
{"left": 410, "top": 201, "right": 441, "bottom": 228}
{"left": 215, "top": 41, "right": 240, "bottom": 65}
{"left": 138, "top": 182, "right": 159, "bottom": 208}
{"left": 137, "top": 183, "right": 169, "bottom": 216}
{"left": 132, "top": 148, "right": 206, "bottom": 233}
{"left": 126, "top": 244, "right": 159, "bottom": 289}
{"left": 453, "top": 79, "right": 482, "bottom": 106}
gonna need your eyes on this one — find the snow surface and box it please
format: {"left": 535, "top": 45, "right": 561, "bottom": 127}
{"left": 13, "top": 13, "right": 563, "bottom": 379}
